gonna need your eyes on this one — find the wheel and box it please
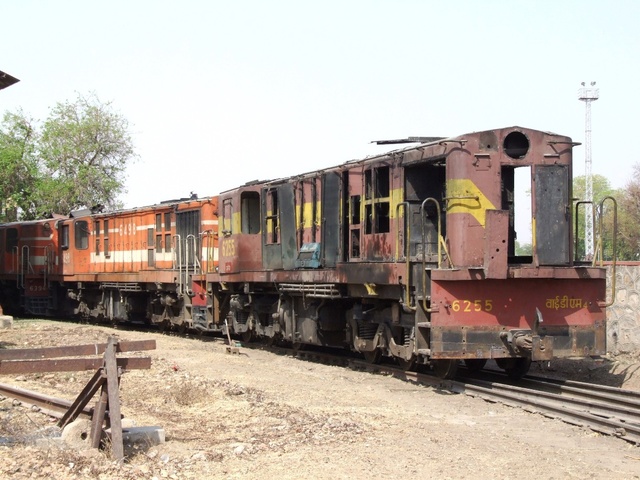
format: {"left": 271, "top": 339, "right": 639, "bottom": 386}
{"left": 241, "top": 329, "right": 254, "bottom": 343}
{"left": 177, "top": 322, "right": 189, "bottom": 334}
{"left": 463, "top": 359, "right": 488, "bottom": 372}
{"left": 396, "top": 356, "right": 417, "bottom": 371}
{"left": 496, "top": 357, "right": 532, "bottom": 379}
{"left": 433, "top": 359, "right": 459, "bottom": 379}
{"left": 158, "top": 319, "right": 170, "bottom": 333}
{"left": 263, "top": 335, "right": 279, "bottom": 347}
{"left": 292, "top": 341, "right": 306, "bottom": 352}
{"left": 362, "top": 349, "right": 382, "bottom": 364}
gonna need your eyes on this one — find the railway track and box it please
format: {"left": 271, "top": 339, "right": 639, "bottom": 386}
{"left": 0, "top": 382, "right": 93, "bottom": 420}
{"left": 451, "top": 370, "right": 640, "bottom": 444}
{"left": 286, "top": 347, "right": 640, "bottom": 445}
{"left": 3, "top": 321, "right": 638, "bottom": 446}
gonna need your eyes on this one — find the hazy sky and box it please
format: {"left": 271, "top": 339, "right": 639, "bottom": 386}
{"left": 2, "top": 0, "right": 639, "bottom": 215}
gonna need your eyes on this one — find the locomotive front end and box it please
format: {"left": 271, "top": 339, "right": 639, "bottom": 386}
{"left": 426, "top": 127, "right": 608, "bottom": 375}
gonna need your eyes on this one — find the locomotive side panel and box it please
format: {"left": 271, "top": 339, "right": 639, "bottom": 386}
{"left": 218, "top": 187, "right": 263, "bottom": 274}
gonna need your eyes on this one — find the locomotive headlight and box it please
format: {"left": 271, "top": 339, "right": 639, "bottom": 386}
{"left": 503, "top": 131, "right": 530, "bottom": 159}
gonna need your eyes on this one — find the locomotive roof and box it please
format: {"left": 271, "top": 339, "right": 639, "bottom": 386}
{"left": 249, "top": 125, "right": 564, "bottom": 189}
{"left": 66, "top": 196, "right": 217, "bottom": 219}
{"left": 0, "top": 215, "right": 64, "bottom": 228}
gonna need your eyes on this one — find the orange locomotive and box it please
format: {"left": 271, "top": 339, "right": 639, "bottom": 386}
{"left": 209, "top": 126, "right": 611, "bottom": 378}
{"left": 0, "top": 217, "right": 61, "bottom": 315}
{"left": 0, "top": 197, "right": 219, "bottom": 331}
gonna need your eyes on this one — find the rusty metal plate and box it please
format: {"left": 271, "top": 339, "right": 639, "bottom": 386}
{"left": 531, "top": 335, "right": 554, "bottom": 361}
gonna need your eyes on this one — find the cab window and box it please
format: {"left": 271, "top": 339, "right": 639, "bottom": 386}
{"left": 75, "top": 220, "right": 89, "bottom": 250}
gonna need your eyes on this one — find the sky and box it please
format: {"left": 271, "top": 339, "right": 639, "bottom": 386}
{"left": 2, "top": 0, "right": 639, "bottom": 226}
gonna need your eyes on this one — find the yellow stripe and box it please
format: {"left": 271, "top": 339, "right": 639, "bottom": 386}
{"left": 231, "top": 211, "right": 242, "bottom": 234}
{"left": 446, "top": 179, "right": 495, "bottom": 227}
{"left": 390, "top": 187, "right": 403, "bottom": 219}
{"left": 264, "top": 208, "right": 273, "bottom": 235}
{"left": 295, "top": 201, "right": 322, "bottom": 229}
{"left": 532, "top": 218, "right": 536, "bottom": 250}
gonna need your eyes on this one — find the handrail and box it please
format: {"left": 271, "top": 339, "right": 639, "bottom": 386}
{"left": 186, "top": 234, "right": 201, "bottom": 274}
{"left": 395, "top": 202, "right": 413, "bottom": 311}
{"left": 185, "top": 234, "right": 200, "bottom": 296}
{"left": 200, "top": 230, "right": 215, "bottom": 273}
{"left": 43, "top": 246, "right": 49, "bottom": 288}
{"left": 172, "top": 234, "right": 182, "bottom": 294}
{"left": 595, "top": 196, "right": 617, "bottom": 307}
{"left": 420, "top": 198, "right": 441, "bottom": 312}
{"left": 12, "top": 246, "right": 19, "bottom": 287}
{"left": 574, "top": 200, "right": 595, "bottom": 262}
{"left": 20, "top": 245, "right": 31, "bottom": 288}
{"left": 395, "top": 202, "right": 409, "bottom": 262}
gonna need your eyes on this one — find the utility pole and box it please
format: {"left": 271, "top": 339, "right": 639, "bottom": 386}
{"left": 578, "top": 81, "right": 599, "bottom": 260}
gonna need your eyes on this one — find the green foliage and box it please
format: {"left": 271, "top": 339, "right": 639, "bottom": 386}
{"left": 572, "top": 174, "right": 619, "bottom": 261}
{"left": 0, "top": 93, "right": 135, "bottom": 221}
{"left": 515, "top": 240, "right": 532, "bottom": 256}
{"left": 617, "top": 165, "right": 640, "bottom": 260}
{"left": 0, "top": 110, "right": 39, "bottom": 221}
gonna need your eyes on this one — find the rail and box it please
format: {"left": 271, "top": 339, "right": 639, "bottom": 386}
{"left": 420, "top": 198, "right": 453, "bottom": 312}
{"left": 0, "top": 383, "right": 93, "bottom": 419}
{"left": 594, "top": 196, "right": 618, "bottom": 307}
{"left": 454, "top": 370, "right": 640, "bottom": 444}
{"left": 172, "top": 234, "right": 183, "bottom": 294}
{"left": 574, "top": 200, "right": 596, "bottom": 262}
{"left": 395, "top": 202, "right": 413, "bottom": 310}
{"left": 201, "top": 230, "right": 216, "bottom": 273}
{"left": 184, "top": 234, "right": 200, "bottom": 296}
{"left": 395, "top": 198, "right": 453, "bottom": 312}
{"left": 270, "top": 343, "right": 640, "bottom": 446}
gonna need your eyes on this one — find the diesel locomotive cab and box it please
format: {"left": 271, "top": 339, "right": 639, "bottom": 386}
{"left": 425, "top": 127, "right": 607, "bottom": 377}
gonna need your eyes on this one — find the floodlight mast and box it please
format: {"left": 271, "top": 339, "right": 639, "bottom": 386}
{"left": 578, "top": 81, "right": 599, "bottom": 260}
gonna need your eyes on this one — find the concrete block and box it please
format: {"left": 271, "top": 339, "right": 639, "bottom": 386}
{"left": 122, "top": 426, "right": 165, "bottom": 445}
{"left": 106, "top": 426, "right": 166, "bottom": 456}
{"left": 0, "top": 315, "right": 13, "bottom": 328}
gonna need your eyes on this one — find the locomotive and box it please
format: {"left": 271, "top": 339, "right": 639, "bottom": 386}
{"left": 0, "top": 197, "right": 218, "bottom": 331}
{"left": 0, "top": 126, "right": 610, "bottom": 378}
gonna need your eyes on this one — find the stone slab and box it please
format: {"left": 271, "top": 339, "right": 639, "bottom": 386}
{"left": 0, "top": 316, "right": 13, "bottom": 329}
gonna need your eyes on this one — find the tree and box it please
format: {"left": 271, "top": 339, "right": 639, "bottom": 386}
{"left": 0, "top": 92, "right": 136, "bottom": 221}
{"left": 515, "top": 240, "right": 532, "bottom": 256}
{"left": 617, "top": 165, "right": 640, "bottom": 260}
{"left": 36, "top": 92, "right": 135, "bottom": 215}
{"left": 0, "top": 110, "right": 39, "bottom": 221}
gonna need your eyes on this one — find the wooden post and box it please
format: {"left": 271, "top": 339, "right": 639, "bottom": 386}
{"left": 90, "top": 384, "right": 109, "bottom": 449}
{"left": 0, "top": 337, "right": 155, "bottom": 459}
{"left": 104, "top": 336, "right": 124, "bottom": 461}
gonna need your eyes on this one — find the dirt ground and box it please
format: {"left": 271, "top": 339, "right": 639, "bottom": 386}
{"left": 1, "top": 319, "right": 640, "bottom": 480}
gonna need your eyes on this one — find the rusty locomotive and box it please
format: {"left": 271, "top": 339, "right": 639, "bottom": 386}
{"left": 0, "top": 126, "right": 610, "bottom": 378}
